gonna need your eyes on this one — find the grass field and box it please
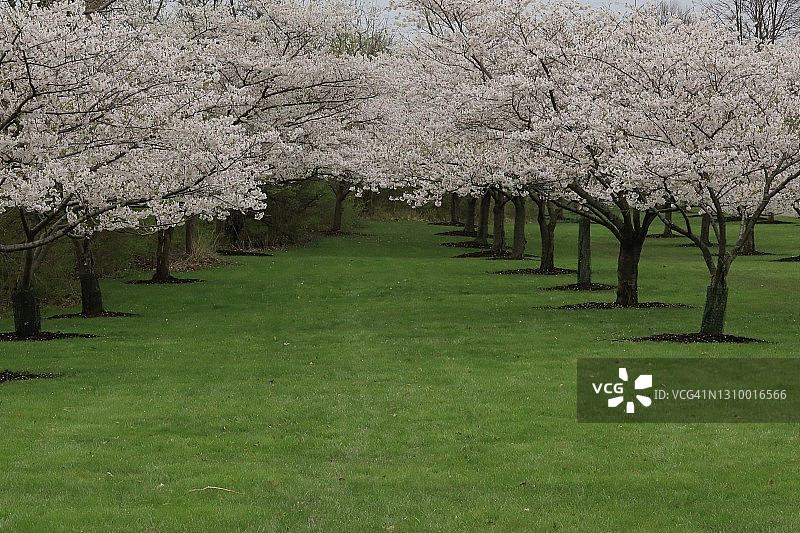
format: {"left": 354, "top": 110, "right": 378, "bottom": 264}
{"left": 2, "top": 219, "right": 800, "bottom": 532}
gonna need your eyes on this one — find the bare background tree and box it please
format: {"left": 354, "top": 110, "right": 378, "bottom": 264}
{"left": 657, "top": 0, "right": 696, "bottom": 24}
{"left": 701, "top": 0, "right": 800, "bottom": 42}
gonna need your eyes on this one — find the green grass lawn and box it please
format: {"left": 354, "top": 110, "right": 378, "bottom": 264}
{"left": 2, "top": 219, "right": 800, "bottom": 532}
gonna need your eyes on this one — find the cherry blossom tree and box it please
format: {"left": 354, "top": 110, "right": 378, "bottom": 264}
{"left": 0, "top": 3, "right": 271, "bottom": 334}
{"left": 597, "top": 17, "right": 800, "bottom": 333}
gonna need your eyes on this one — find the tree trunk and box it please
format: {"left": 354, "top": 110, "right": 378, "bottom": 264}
{"left": 491, "top": 199, "right": 506, "bottom": 254}
{"left": 662, "top": 210, "right": 673, "bottom": 237}
{"left": 13, "top": 249, "right": 40, "bottom": 336}
{"left": 226, "top": 211, "right": 247, "bottom": 248}
{"left": 12, "top": 289, "right": 40, "bottom": 337}
{"left": 449, "top": 193, "right": 460, "bottom": 225}
{"left": 463, "top": 197, "right": 477, "bottom": 235}
{"left": 532, "top": 197, "right": 559, "bottom": 272}
{"left": 701, "top": 214, "right": 712, "bottom": 246}
{"left": 332, "top": 195, "right": 345, "bottom": 233}
{"left": 510, "top": 197, "right": 527, "bottom": 260}
{"left": 153, "top": 228, "right": 174, "bottom": 282}
{"left": 615, "top": 240, "right": 644, "bottom": 307}
{"left": 476, "top": 193, "right": 491, "bottom": 245}
{"left": 185, "top": 216, "right": 198, "bottom": 255}
{"left": 741, "top": 227, "right": 757, "bottom": 255}
{"left": 700, "top": 264, "right": 730, "bottom": 335}
{"left": 73, "top": 237, "right": 104, "bottom": 316}
{"left": 331, "top": 186, "right": 350, "bottom": 233}
{"left": 577, "top": 217, "right": 592, "bottom": 287}
{"left": 330, "top": 181, "right": 350, "bottom": 233}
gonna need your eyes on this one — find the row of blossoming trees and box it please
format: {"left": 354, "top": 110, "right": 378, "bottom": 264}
{"left": 2, "top": 0, "right": 800, "bottom": 339}
{"left": 0, "top": 0, "right": 381, "bottom": 336}
{"left": 359, "top": 0, "right": 800, "bottom": 337}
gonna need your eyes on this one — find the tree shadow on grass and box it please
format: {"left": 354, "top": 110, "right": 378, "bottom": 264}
{"left": 618, "top": 333, "right": 766, "bottom": 343}
{"left": 0, "top": 332, "right": 95, "bottom": 342}
{"left": 0, "top": 370, "right": 57, "bottom": 383}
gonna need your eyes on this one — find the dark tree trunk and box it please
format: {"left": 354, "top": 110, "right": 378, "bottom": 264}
{"left": 153, "top": 228, "right": 174, "bottom": 282}
{"left": 510, "top": 196, "right": 527, "bottom": 260}
{"left": 531, "top": 195, "right": 560, "bottom": 272}
{"left": 226, "top": 211, "right": 247, "bottom": 248}
{"left": 476, "top": 193, "right": 491, "bottom": 246}
{"left": 539, "top": 206, "right": 555, "bottom": 272}
{"left": 701, "top": 214, "right": 712, "bottom": 246}
{"left": 700, "top": 263, "right": 730, "bottom": 335}
{"left": 12, "top": 289, "right": 40, "bottom": 337}
{"left": 463, "top": 197, "right": 477, "bottom": 234}
{"left": 577, "top": 217, "right": 592, "bottom": 287}
{"left": 185, "top": 217, "right": 198, "bottom": 255}
{"left": 491, "top": 198, "right": 506, "bottom": 254}
{"left": 615, "top": 240, "right": 644, "bottom": 307}
{"left": 13, "top": 248, "right": 41, "bottom": 336}
{"left": 741, "top": 227, "right": 757, "bottom": 254}
{"left": 73, "top": 237, "right": 104, "bottom": 316}
{"left": 331, "top": 182, "right": 350, "bottom": 233}
{"left": 662, "top": 210, "right": 673, "bottom": 236}
{"left": 332, "top": 195, "right": 345, "bottom": 233}
{"left": 449, "top": 193, "right": 460, "bottom": 225}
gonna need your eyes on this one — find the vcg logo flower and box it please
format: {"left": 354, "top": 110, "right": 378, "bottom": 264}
{"left": 592, "top": 368, "right": 653, "bottom": 414}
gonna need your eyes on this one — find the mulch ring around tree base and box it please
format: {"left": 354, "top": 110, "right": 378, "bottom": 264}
{"left": 454, "top": 250, "right": 535, "bottom": 259}
{"left": 495, "top": 267, "right": 576, "bottom": 275}
{"left": 774, "top": 256, "right": 800, "bottom": 262}
{"left": 677, "top": 242, "right": 716, "bottom": 248}
{"left": 0, "top": 332, "right": 96, "bottom": 342}
{"left": 320, "top": 231, "right": 376, "bottom": 237}
{"left": 435, "top": 230, "right": 478, "bottom": 237}
{"left": 541, "top": 302, "right": 692, "bottom": 310}
{"left": 621, "top": 333, "right": 765, "bottom": 343}
{"left": 127, "top": 277, "right": 204, "bottom": 285}
{"left": 217, "top": 249, "right": 273, "bottom": 257}
{"left": 0, "top": 370, "right": 57, "bottom": 383}
{"left": 441, "top": 241, "right": 491, "bottom": 249}
{"left": 543, "top": 283, "right": 616, "bottom": 291}
{"left": 47, "top": 311, "right": 138, "bottom": 319}
{"left": 428, "top": 221, "right": 464, "bottom": 227}
{"left": 738, "top": 250, "right": 775, "bottom": 256}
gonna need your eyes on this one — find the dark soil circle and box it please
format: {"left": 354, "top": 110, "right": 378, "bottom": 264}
{"left": 545, "top": 302, "right": 692, "bottom": 310}
{"left": 440, "top": 241, "right": 492, "bottom": 249}
{"left": 47, "top": 311, "right": 138, "bottom": 319}
{"left": 621, "top": 333, "right": 765, "bottom": 343}
{"left": 0, "top": 369, "right": 57, "bottom": 383}
{"left": 495, "top": 267, "right": 576, "bottom": 275}
{"left": 454, "top": 250, "right": 512, "bottom": 259}
{"left": 0, "top": 332, "right": 96, "bottom": 342}
{"left": 435, "top": 230, "right": 479, "bottom": 237}
{"left": 428, "top": 221, "right": 464, "bottom": 227}
{"left": 738, "top": 250, "right": 774, "bottom": 256}
{"left": 320, "top": 231, "right": 375, "bottom": 237}
{"left": 773, "top": 256, "right": 800, "bottom": 262}
{"left": 217, "top": 249, "right": 274, "bottom": 257}
{"left": 677, "top": 242, "right": 716, "bottom": 248}
{"left": 543, "top": 283, "right": 616, "bottom": 291}
{"left": 127, "top": 277, "right": 204, "bottom": 285}
{"left": 487, "top": 255, "right": 536, "bottom": 261}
